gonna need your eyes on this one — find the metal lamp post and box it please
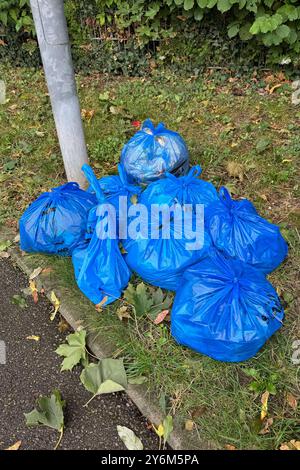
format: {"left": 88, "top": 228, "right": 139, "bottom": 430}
{"left": 30, "top": 0, "right": 88, "bottom": 187}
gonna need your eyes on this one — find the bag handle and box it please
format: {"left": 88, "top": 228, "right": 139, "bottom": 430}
{"left": 219, "top": 186, "right": 233, "bottom": 208}
{"left": 165, "top": 165, "right": 202, "bottom": 185}
{"left": 118, "top": 164, "right": 142, "bottom": 195}
{"left": 82, "top": 164, "right": 105, "bottom": 202}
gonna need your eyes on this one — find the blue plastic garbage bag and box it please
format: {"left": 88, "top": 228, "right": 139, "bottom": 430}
{"left": 87, "top": 163, "right": 142, "bottom": 238}
{"left": 121, "top": 118, "right": 189, "bottom": 184}
{"left": 171, "top": 250, "right": 284, "bottom": 362}
{"left": 72, "top": 164, "right": 131, "bottom": 306}
{"left": 206, "top": 187, "right": 288, "bottom": 273}
{"left": 123, "top": 190, "right": 212, "bottom": 290}
{"left": 141, "top": 165, "right": 218, "bottom": 209}
{"left": 19, "top": 182, "right": 97, "bottom": 256}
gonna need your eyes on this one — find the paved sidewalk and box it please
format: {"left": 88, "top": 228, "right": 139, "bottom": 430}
{"left": 0, "top": 259, "right": 158, "bottom": 450}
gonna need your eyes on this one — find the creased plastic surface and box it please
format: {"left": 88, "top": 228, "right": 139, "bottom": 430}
{"left": 121, "top": 119, "right": 189, "bottom": 184}
{"left": 19, "top": 182, "right": 97, "bottom": 256}
{"left": 141, "top": 165, "right": 218, "bottom": 208}
{"left": 171, "top": 250, "right": 284, "bottom": 362}
{"left": 206, "top": 187, "right": 288, "bottom": 273}
{"left": 123, "top": 170, "right": 212, "bottom": 290}
{"left": 72, "top": 164, "right": 131, "bottom": 306}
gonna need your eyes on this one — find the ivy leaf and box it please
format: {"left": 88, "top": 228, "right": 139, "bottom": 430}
{"left": 228, "top": 23, "right": 240, "bottom": 38}
{"left": 117, "top": 426, "right": 144, "bottom": 450}
{"left": 25, "top": 390, "right": 65, "bottom": 449}
{"left": 80, "top": 358, "right": 128, "bottom": 406}
{"left": 183, "top": 0, "right": 194, "bottom": 10}
{"left": 217, "top": 0, "right": 231, "bottom": 13}
{"left": 55, "top": 330, "right": 87, "bottom": 371}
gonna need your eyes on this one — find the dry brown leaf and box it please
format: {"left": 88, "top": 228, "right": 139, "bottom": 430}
{"left": 153, "top": 309, "right": 169, "bottom": 325}
{"left": 29, "top": 266, "right": 43, "bottom": 280}
{"left": 50, "top": 291, "right": 60, "bottom": 321}
{"left": 191, "top": 406, "right": 207, "bottom": 419}
{"left": 81, "top": 108, "right": 95, "bottom": 122}
{"left": 117, "top": 305, "right": 132, "bottom": 321}
{"left": 95, "top": 296, "right": 108, "bottom": 312}
{"left": 280, "top": 440, "right": 300, "bottom": 451}
{"left": 268, "top": 83, "right": 283, "bottom": 94}
{"left": 41, "top": 267, "right": 53, "bottom": 276}
{"left": 286, "top": 392, "right": 298, "bottom": 411}
{"left": 0, "top": 251, "right": 10, "bottom": 259}
{"left": 225, "top": 444, "right": 237, "bottom": 450}
{"left": 58, "top": 317, "right": 70, "bottom": 333}
{"left": 226, "top": 161, "right": 244, "bottom": 182}
{"left": 0, "top": 39, "right": 7, "bottom": 47}
{"left": 261, "top": 391, "right": 270, "bottom": 421}
{"left": 185, "top": 419, "right": 194, "bottom": 432}
{"left": 259, "top": 417, "right": 273, "bottom": 435}
{"left": 29, "top": 280, "right": 38, "bottom": 304}
{"left": 26, "top": 335, "right": 40, "bottom": 342}
{"left": 5, "top": 440, "right": 21, "bottom": 450}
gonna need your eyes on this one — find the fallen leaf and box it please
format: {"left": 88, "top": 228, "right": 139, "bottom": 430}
{"left": 280, "top": 440, "right": 300, "bottom": 450}
{"left": 14, "top": 233, "right": 20, "bottom": 244}
{"left": 261, "top": 391, "right": 270, "bottom": 421}
{"left": 5, "top": 440, "right": 21, "bottom": 450}
{"left": 226, "top": 161, "right": 244, "bottom": 182}
{"left": 185, "top": 419, "right": 194, "bottom": 431}
{"left": 81, "top": 108, "right": 95, "bottom": 123}
{"left": 130, "top": 194, "right": 138, "bottom": 205}
{"left": 0, "top": 251, "right": 10, "bottom": 259}
{"left": 286, "top": 392, "right": 298, "bottom": 411}
{"left": 268, "top": 83, "right": 283, "bottom": 94}
{"left": 41, "top": 267, "right": 53, "bottom": 275}
{"left": 56, "top": 330, "right": 87, "bottom": 371}
{"left": 225, "top": 444, "right": 237, "bottom": 450}
{"left": 191, "top": 406, "right": 207, "bottom": 418}
{"left": 58, "top": 317, "right": 70, "bottom": 333}
{"left": 50, "top": 291, "right": 60, "bottom": 321}
{"left": 29, "top": 267, "right": 43, "bottom": 281}
{"left": 26, "top": 335, "right": 40, "bottom": 342}
{"left": 0, "top": 39, "right": 7, "bottom": 47}
{"left": 259, "top": 417, "right": 273, "bottom": 435}
{"left": 11, "top": 294, "right": 28, "bottom": 309}
{"left": 117, "top": 425, "right": 143, "bottom": 450}
{"left": 117, "top": 305, "right": 132, "bottom": 321}
{"left": 29, "top": 280, "right": 38, "bottom": 304}
{"left": 131, "top": 120, "right": 141, "bottom": 128}
{"left": 153, "top": 309, "right": 169, "bottom": 325}
{"left": 95, "top": 296, "right": 108, "bottom": 312}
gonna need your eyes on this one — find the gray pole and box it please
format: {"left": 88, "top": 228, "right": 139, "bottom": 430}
{"left": 30, "top": 0, "right": 88, "bottom": 187}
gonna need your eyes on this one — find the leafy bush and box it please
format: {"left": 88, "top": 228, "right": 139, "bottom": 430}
{"left": 1, "top": 0, "right": 300, "bottom": 70}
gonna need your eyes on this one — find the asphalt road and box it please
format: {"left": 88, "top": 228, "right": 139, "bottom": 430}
{"left": 0, "top": 258, "right": 159, "bottom": 450}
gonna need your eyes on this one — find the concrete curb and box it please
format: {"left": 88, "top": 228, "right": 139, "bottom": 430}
{"left": 1, "top": 228, "right": 214, "bottom": 450}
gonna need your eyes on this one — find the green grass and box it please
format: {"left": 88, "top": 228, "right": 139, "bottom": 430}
{"left": 0, "top": 64, "right": 299, "bottom": 450}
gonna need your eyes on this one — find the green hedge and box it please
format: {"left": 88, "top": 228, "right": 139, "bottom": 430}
{"left": 1, "top": 0, "right": 300, "bottom": 71}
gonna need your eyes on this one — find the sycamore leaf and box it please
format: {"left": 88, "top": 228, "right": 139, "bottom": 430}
{"left": 117, "top": 425, "right": 144, "bottom": 450}
{"left": 5, "top": 440, "right": 22, "bottom": 450}
{"left": 25, "top": 390, "right": 65, "bottom": 431}
{"left": 261, "top": 391, "right": 270, "bottom": 421}
{"left": 80, "top": 358, "right": 128, "bottom": 405}
{"left": 50, "top": 291, "right": 60, "bottom": 321}
{"left": 124, "top": 282, "right": 153, "bottom": 317}
{"left": 55, "top": 330, "right": 87, "bottom": 371}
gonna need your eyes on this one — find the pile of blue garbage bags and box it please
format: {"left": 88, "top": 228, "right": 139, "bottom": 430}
{"left": 19, "top": 119, "right": 288, "bottom": 362}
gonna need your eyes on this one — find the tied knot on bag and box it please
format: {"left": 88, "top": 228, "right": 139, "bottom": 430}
{"left": 117, "top": 164, "right": 142, "bottom": 196}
